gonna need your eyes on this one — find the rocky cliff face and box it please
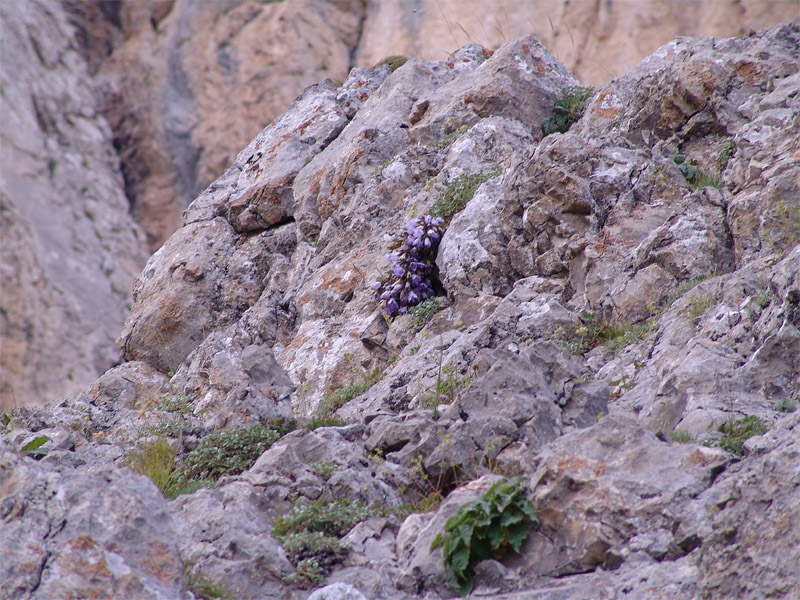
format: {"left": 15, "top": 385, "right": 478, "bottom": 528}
{"left": 2, "top": 0, "right": 795, "bottom": 411}
{"left": 0, "top": 1, "right": 148, "bottom": 411}
{"left": 3, "top": 21, "right": 799, "bottom": 600}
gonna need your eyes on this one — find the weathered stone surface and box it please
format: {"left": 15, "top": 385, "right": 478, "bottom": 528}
{"left": 90, "top": 0, "right": 364, "bottom": 250}
{"left": 697, "top": 412, "right": 800, "bottom": 600}
{"left": 522, "top": 415, "right": 727, "bottom": 578}
{"left": 3, "top": 23, "right": 799, "bottom": 600}
{"left": 0, "top": 0, "right": 148, "bottom": 410}
{"left": 171, "top": 481, "right": 298, "bottom": 600}
{"left": 0, "top": 443, "right": 186, "bottom": 600}
{"left": 355, "top": 1, "right": 797, "bottom": 87}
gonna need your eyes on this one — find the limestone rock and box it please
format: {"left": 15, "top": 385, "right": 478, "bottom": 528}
{"left": 0, "top": 0, "right": 148, "bottom": 410}
{"left": 92, "top": 0, "right": 364, "bottom": 250}
{"left": 3, "top": 23, "right": 799, "bottom": 600}
{"left": 0, "top": 442, "right": 186, "bottom": 600}
{"left": 355, "top": 1, "right": 797, "bottom": 88}
{"left": 697, "top": 412, "right": 800, "bottom": 600}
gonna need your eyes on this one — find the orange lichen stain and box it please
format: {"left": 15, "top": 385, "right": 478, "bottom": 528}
{"left": 736, "top": 61, "right": 762, "bottom": 85}
{"left": 556, "top": 456, "right": 607, "bottom": 477}
{"left": 140, "top": 540, "right": 182, "bottom": 584}
{"left": 63, "top": 535, "right": 113, "bottom": 579}
{"left": 685, "top": 448, "right": 724, "bottom": 468}
{"left": 593, "top": 90, "right": 622, "bottom": 120}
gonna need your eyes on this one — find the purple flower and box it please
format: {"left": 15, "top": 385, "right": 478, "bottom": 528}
{"left": 374, "top": 213, "right": 445, "bottom": 316}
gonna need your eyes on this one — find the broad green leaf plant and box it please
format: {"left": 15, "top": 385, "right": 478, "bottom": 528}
{"left": 431, "top": 477, "right": 538, "bottom": 595}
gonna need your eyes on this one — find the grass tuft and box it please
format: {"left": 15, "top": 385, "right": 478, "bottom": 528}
{"left": 430, "top": 167, "right": 501, "bottom": 224}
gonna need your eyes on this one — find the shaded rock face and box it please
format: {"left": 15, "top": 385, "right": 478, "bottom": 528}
{"left": 2, "top": 1, "right": 795, "bottom": 412}
{"left": 80, "top": 0, "right": 364, "bottom": 251}
{"left": 59, "top": 0, "right": 800, "bottom": 252}
{"left": 3, "top": 23, "right": 800, "bottom": 600}
{"left": 0, "top": 441, "right": 186, "bottom": 600}
{"left": 0, "top": 1, "right": 148, "bottom": 411}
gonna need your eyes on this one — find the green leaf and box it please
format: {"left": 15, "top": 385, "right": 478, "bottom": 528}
{"left": 430, "top": 532, "right": 444, "bottom": 550}
{"left": 507, "top": 523, "right": 529, "bottom": 553}
{"left": 457, "top": 521, "right": 474, "bottom": 545}
{"left": 450, "top": 544, "right": 470, "bottom": 574}
{"left": 500, "top": 509, "right": 524, "bottom": 527}
{"left": 487, "top": 523, "right": 504, "bottom": 548}
{"left": 21, "top": 435, "right": 50, "bottom": 457}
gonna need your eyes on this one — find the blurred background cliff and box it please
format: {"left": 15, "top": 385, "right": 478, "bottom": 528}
{"left": 1, "top": 0, "right": 798, "bottom": 410}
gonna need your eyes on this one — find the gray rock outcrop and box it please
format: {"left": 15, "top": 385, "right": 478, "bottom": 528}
{"left": 3, "top": 21, "right": 799, "bottom": 600}
{"left": 0, "top": 0, "right": 148, "bottom": 411}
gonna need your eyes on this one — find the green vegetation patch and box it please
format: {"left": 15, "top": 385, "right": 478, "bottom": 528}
{"left": 175, "top": 423, "right": 283, "bottom": 482}
{"left": 410, "top": 297, "right": 440, "bottom": 331}
{"left": 717, "top": 416, "right": 769, "bottom": 455}
{"left": 561, "top": 312, "right": 654, "bottom": 356}
{"left": 273, "top": 498, "right": 375, "bottom": 587}
{"left": 125, "top": 438, "right": 182, "bottom": 498}
{"left": 672, "top": 154, "right": 720, "bottom": 189}
{"left": 431, "top": 167, "right": 501, "bottom": 224}
{"left": 542, "top": 86, "right": 594, "bottom": 136}
{"left": 317, "top": 367, "right": 382, "bottom": 418}
{"left": 431, "top": 477, "right": 538, "bottom": 595}
{"left": 21, "top": 435, "right": 50, "bottom": 460}
{"left": 274, "top": 498, "right": 374, "bottom": 539}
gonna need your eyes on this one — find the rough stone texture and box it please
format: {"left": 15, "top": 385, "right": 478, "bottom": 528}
{"left": 697, "top": 412, "right": 800, "bottom": 599}
{"left": 0, "top": 0, "right": 148, "bottom": 411}
{"left": 85, "top": 0, "right": 364, "bottom": 251}
{"left": 3, "top": 0, "right": 795, "bottom": 411}
{"left": 355, "top": 1, "right": 798, "bottom": 88}
{"left": 171, "top": 481, "right": 298, "bottom": 600}
{"left": 2, "top": 23, "right": 799, "bottom": 600}
{"left": 0, "top": 442, "right": 186, "bottom": 600}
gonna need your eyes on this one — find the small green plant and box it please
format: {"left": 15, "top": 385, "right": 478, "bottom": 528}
{"left": 20, "top": 435, "right": 50, "bottom": 460}
{"left": 431, "top": 167, "right": 501, "bottom": 224}
{"left": 404, "top": 453, "right": 447, "bottom": 514}
{"left": 560, "top": 313, "right": 653, "bottom": 356}
{"left": 125, "top": 438, "right": 181, "bottom": 498}
{"left": 668, "top": 429, "right": 695, "bottom": 443}
{"left": 410, "top": 297, "right": 440, "bottom": 331}
{"left": 306, "top": 416, "right": 348, "bottom": 430}
{"left": 185, "top": 569, "right": 235, "bottom": 600}
{"left": 717, "top": 416, "right": 769, "bottom": 455}
{"left": 431, "top": 477, "right": 538, "bottom": 595}
{"left": 175, "top": 423, "right": 283, "bottom": 483}
{"left": 277, "top": 530, "right": 347, "bottom": 567}
{"left": 146, "top": 416, "right": 189, "bottom": 438}
{"left": 373, "top": 155, "right": 395, "bottom": 177}
{"left": 602, "top": 320, "right": 655, "bottom": 354}
{"left": 658, "top": 274, "right": 714, "bottom": 315}
{"left": 672, "top": 154, "right": 720, "bottom": 189}
{"left": 273, "top": 498, "right": 374, "bottom": 583}
{"left": 159, "top": 395, "right": 193, "bottom": 413}
{"left": 542, "top": 86, "right": 594, "bottom": 135}
{"left": 717, "top": 138, "right": 735, "bottom": 167}
{"left": 431, "top": 124, "right": 468, "bottom": 148}
{"left": 283, "top": 558, "right": 326, "bottom": 588}
{"left": 681, "top": 293, "right": 716, "bottom": 323}
{"left": 311, "top": 461, "right": 338, "bottom": 480}
{"left": 770, "top": 199, "right": 800, "bottom": 249}
{"left": 775, "top": 396, "right": 797, "bottom": 413}
{"left": 419, "top": 365, "right": 473, "bottom": 416}
{"left": 317, "top": 367, "right": 382, "bottom": 418}
{"left": 273, "top": 498, "right": 374, "bottom": 539}
{"left": 408, "top": 345, "right": 420, "bottom": 356}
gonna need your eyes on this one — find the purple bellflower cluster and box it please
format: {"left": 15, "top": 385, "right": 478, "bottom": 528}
{"left": 372, "top": 214, "right": 445, "bottom": 317}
